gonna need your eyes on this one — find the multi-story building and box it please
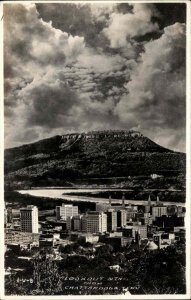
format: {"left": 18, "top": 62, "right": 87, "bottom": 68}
{"left": 154, "top": 215, "right": 184, "bottom": 228}
{"left": 7, "top": 207, "right": 13, "bottom": 223}
{"left": 141, "top": 216, "right": 153, "bottom": 226}
{"left": 125, "top": 225, "right": 147, "bottom": 239}
{"left": 117, "top": 210, "right": 127, "bottom": 227}
{"left": 126, "top": 205, "right": 138, "bottom": 221}
{"left": 73, "top": 215, "right": 83, "bottom": 231}
{"left": 167, "top": 205, "right": 178, "bottom": 216}
{"left": 66, "top": 216, "right": 73, "bottom": 231}
{"left": 20, "top": 205, "right": 39, "bottom": 233}
{"left": 105, "top": 236, "right": 130, "bottom": 248}
{"left": 133, "top": 225, "right": 147, "bottom": 239}
{"left": 66, "top": 215, "right": 83, "bottom": 231}
{"left": 5, "top": 230, "right": 39, "bottom": 245}
{"left": 4, "top": 207, "right": 13, "bottom": 226}
{"left": 56, "top": 204, "right": 78, "bottom": 220}
{"left": 106, "top": 209, "right": 117, "bottom": 232}
{"left": 177, "top": 206, "right": 185, "bottom": 217}
{"left": 152, "top": 205, "right": 167, "bottom": 220}
{"left": 39, "top": 233, "right": 59, "bottom": 248}
{"left": 82, "top": 212, "right": 107, "bottom": 233}
{"left": 78, "top": 234, "right": 99, "bottom": 244}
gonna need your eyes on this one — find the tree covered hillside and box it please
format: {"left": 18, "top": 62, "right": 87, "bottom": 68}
{"left": 4, "top": 130, "right": 185, "bottom": 189}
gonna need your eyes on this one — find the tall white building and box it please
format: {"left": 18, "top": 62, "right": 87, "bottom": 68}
{"left": 82, "top": 212, "right": 107, "bottom": 233}
{"left": 20, "top": 205, "right": 38, "bottom": 233}
{"left": 56, "top": 204, "right": 78, "bottom": 220}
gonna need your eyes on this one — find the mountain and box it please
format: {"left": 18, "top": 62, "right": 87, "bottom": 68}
{"left": 4, "top": 130, "right": 186, "bottom": 189}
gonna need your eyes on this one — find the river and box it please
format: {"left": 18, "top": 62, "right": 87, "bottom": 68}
{"left": 18, "top": 189, "right": 185, "bottom": 207}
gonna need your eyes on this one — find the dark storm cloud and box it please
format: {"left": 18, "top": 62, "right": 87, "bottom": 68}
{"left": 36, "top": 3, "right": 110, "bottom": 50}
{"left": 21, "top": 79, "right": 80, "bottom": 128}
{"left": 153, "top": 3, "right": 186, "bottom": 29}
{"left": 4, "top": 3, "right": 186, "bottom": 152}
{"left": 18, "top": 68, "right": 121, "bottom": 131}
{"left": 36, "top": 3, "right": 161, "bottom": 58}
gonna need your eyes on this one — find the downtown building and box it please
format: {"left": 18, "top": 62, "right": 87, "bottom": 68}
{"left": 124, "top": 224, "right": 147, "bottom": 240}
{"left": 151, "top": 196, "right": 167, "bottom": 220}
{"left": 117, "top": 209, "right": 127, "bottom": 227}
{"left": 66, "top": 215, "right": 83, "bottom": 231}
{"left": 20, "top": 205, "right": 39, "bottom": 233}
{"left": 82, "top": 212, "right": 107, "bottom": 233}
{"left": 56, "top": 204, "right": 78, "bottom": 220}
{"left": 5, "top": 230, "right": 39, "bottom": 245}
{"left": 106, "top": 209, "right": 117, "bottom": 232}
{"left": 4, "top": 207, "right": 12, "bottom": 226}
{"left": 152, "top": 205, "right": 167, "bottom": 220}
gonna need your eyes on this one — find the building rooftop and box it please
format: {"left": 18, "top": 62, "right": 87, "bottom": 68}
{"left": 20, "top": 205, "right": 38, "bottom": 210}
{"left": 86, "top": 211, "right": 104, "bottom": 215}
{"left": 146, "top": 241, "right": 158, "bottom": 250}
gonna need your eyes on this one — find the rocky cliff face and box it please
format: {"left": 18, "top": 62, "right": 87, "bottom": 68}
{"left": 61, "top": 130, "right": 142, "bottom": 141}
{"left": 4, "top": 130, "right": 185, "bottom": 188}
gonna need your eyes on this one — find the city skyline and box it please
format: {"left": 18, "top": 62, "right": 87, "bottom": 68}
{"left": 4, "top": 2, "right": 186, "bottom": 152}
{"left": 4, "top": 192, "right": 186, "bottom": 295}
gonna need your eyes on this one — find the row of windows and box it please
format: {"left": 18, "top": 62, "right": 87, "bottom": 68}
{"left": 21, "top": 222, "right": 32, "bottom": 224}
{"left": 21, "top": 212, "right": 38, "bottom": 216}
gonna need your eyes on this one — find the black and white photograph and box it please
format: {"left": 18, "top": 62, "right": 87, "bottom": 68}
{"left": 2, "top": 0, "right": 190, "bottom": 298}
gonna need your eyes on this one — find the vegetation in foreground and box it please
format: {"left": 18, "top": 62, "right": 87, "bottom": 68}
{"left": 5, "top": 241, "right": 185, "bottom": 295}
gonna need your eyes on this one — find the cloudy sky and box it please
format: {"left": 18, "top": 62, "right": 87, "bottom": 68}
{"left": 4, "top": 2, "right": 186, "bottom": 151}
